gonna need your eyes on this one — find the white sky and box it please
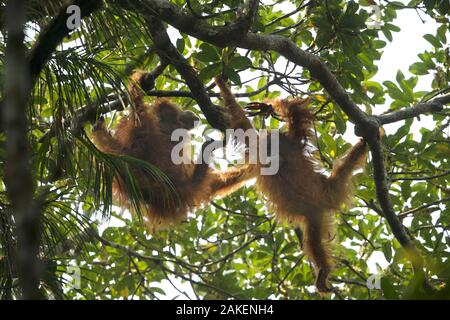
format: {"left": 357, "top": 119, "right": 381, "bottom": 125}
{"left": 104, "top": 4, "right": 443, "bottom": 299}
{"left": 362, "top": 8, "right": 440, "bottom": 281}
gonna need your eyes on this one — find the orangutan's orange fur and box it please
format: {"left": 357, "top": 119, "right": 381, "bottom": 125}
{"left": 91, "top": 71, "right": 255, "bottom": 229}
{"left": 215, "top": 77, "right": 367, "bottom": 293}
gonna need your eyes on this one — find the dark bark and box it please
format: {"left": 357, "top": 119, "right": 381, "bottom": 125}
{"left": 3, "top": 0, "right": 44, "bottom": 300}
{"left": 378, "top": 94, "right": 450, "bottom": 124}
{"left": 28, "top": 0, "right": 103, "bottom": 87}
{"left": 145, "top": 16, "right": 226, "bottom": 131}
{"left": 0, "top": 0, "right": 103, "bottom": 133}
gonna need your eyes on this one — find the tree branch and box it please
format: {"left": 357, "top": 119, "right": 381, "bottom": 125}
{"left": 391, "top": 169, "right": 450, "bottom": 181}
{"left": 2, "top": 0, "right": 44, "bottom": 300}
{"left": 28, "top": 0, "right": 103, "bottom": 88}
{"left": 265, "top": 2, "right": 309, "bottom": 28}
{"left": 39, "top": 66, "right": 279, "bottom": 143}
{"left": 144, "top": 16, "right": 227, "bottom": 130}
{"left": 377, "top": 94, "right": 450, "bottom": 125}
{"left": 114, "top": 0, "right": 369, "bottom": 125}
{"left": 366, "top": 134, "right": 425, "bottom": 275}
{"left": 39, "top": 60, "right": 169, "bottom": 143}
{"left": 399, "top": 197, "right": 450, "bottom": 218}
{"left": 146, "top": 78, "right": 280, "bottom": 98}
{"left": 0, "top": 0, "right": 103, "bottom": 133}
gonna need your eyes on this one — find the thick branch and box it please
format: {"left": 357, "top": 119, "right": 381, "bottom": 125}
{"left": 115, "top": 0, "right": 368, "bottom": 124}
{"left": 144, "top": 16, "right": 226, "bottom": 130}
{"left": 76, "top": 60, "right": 170, "bottom": 125}
{"left": 40, "top": 61, "right": 169, "bottom": 143}
{"left": 0, "top": 0, "right": 102, "bottom": 133}
{"left": 366, "top": 135, "right": 424, "bottom": 274}
{"left": 3, "top": 0, "right": 44, "bottom": 300}
{"left": 28, "top": 0, "right": 103, "bottom": 87}
{"left": 146, "top": 78, "right": 280, "bottom": 98}
{"left": 40, "top": 73, "right": 277, "bottom": 143}
{"left": 377, "top": 94, "right": 450, "bottom": 125}
{"left": 113, "top": 1, "right": 450, "bottom": 129}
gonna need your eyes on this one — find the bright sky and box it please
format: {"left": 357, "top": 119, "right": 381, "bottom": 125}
{"left": 104, "top": 3, "right": 442, "bottom": 299}
{"left": 359, "top": 8, "right": 440, "bottom": 280}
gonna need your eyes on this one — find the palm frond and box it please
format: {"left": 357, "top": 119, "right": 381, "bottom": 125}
{"left": 77, "top": 136, "right": 179, "bottom": 220}
{"left": 0, "top": 186, "right": 95, "bottom": 299}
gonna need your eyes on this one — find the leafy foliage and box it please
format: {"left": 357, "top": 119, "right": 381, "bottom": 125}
{"left": 0, "top": 0, "right": 449, "bottom": 300}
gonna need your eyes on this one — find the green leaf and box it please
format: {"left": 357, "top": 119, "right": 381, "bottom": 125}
{"left": 224, "top": 66, "right": 241, "bottom": 85}
{"left": 423, "top": 34, "right": 441, "bottom": 48}
{"left": 383, "top": 80, "right": 410, "bottom": 103}
{"left": 385, "top": 23, "right": 401, "bottom": 32}
{"left": 395, "top": 70, "right": 405, "bottom": 83}
{"left": 229, "top": 56, "right": 253, "bottom": 70}
{"left": 409, "top": 62, "right": 429, "bottom": 75}
{"left": 381, "top": 277, "right": 400, "bottom": 299}
{"left": 334, "top": 109, "right": 346, "bottom": 134}
{"left": 176, "top": 38, "right": 185, "bottom": 53}
{"left": 382, "top": 29, "right": 393, "bottom": 42}
{"left": 418, "top": 52, "right": 436, "bottom": 69}
{"left": 195, "top": 43, "right": 220, "bottom": 62}
{"left": 400, "top": 181, "right": 412, "bottom": 200}
{"left": 437, "top": 25, "right": 447, "bottom": 43}
{"left": 321, "top": 132, "right": 337, "bottom": 158}
{"left": 198, "top": 62, "right": 221, "bottom": 81}
{"left": 382, "top": 242, "right": 392, "bottom": 262}
{"left": 365, "top": 81, "right": 383, "bottom": 94}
